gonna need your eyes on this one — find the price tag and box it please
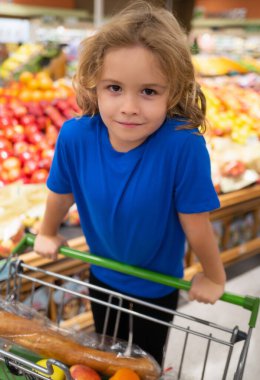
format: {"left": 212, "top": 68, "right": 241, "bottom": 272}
{"left": 0, "top": 18, "right": 30, "bottom": 43}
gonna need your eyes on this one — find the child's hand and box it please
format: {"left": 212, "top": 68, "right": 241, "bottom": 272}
{"left": 188, "top": 272, "right": 225, "bottom": 304}
{"left": 34, "top": 234, "right": 68, "bottom": 260}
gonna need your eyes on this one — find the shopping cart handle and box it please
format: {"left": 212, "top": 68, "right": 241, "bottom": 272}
{"left": 13, "top": 233, "right": 259, "bottom": 328}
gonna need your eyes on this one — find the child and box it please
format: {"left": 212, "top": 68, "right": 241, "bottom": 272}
{"left": 34, "top": 0, "right": 226, "bottom": 366}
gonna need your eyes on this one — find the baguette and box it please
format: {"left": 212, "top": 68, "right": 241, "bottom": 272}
{"left": 0, "top": 310, "right": 160, "bottom": 380}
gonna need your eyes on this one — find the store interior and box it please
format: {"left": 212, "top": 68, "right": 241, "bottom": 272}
{"left": 0, "top": 0, "right": 259, "bottom": 379}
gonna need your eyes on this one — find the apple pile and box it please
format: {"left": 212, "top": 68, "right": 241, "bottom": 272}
{"left": 0, "top": 72, "right": 80, "bottom": 186}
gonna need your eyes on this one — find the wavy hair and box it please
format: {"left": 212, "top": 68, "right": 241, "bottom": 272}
{"left": 73, "top": 0, "right": 207, "bottom": 132}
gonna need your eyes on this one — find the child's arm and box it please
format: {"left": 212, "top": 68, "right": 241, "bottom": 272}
{"left": 34, "top": 190, "right": 75, "bottom": 260}
{"left": 178, "top": 212, "right": 226, "bottom": 304}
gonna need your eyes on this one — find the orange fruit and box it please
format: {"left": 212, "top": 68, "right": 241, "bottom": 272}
{"left": 31, "top": 90, "right": 43, "bottom": 101}
{"left": 27, "top": 78, "right": 40, "bottom": 90}
{"left": 19, "top": 90, "right": 32, "bottom": 102}
{"left": 43, "top": 90, "right": 55, "bottom": 101}
{"left": 38, "top": 77, "right": 53, "bottom": 90}
{"left": 109, "top": 368, "right": 140, "bottom": 380}
{"left": 35, "top": 71, "right": 51, "bottom": 81}
{"left": 19, "top": 71, "right": 34, "bottom": 84}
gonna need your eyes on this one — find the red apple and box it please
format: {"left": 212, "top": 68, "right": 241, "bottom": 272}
{"left": 27, "top": 131, "right": 45, "bottom": 145}
{"left": 37, "top": 115, "right": 50, "bottom": 130}
{"left": 39, "top": 100, "right": 51, "bottom": 110}
{"left": 39, "top": 148, "right": 54, "bottom": 169}
{"left": 28, "top": 144, "right": 40, "bottom": 155}
{"left": 24, "top": 124, "right": 40, "bottom": 137}
{"left": 68, "top": 97, "right": 81, "bottom": 112}
{"left": 0, "top": 137, "right": 12, "bottom": 151}
{"left": 0, "top": 116, "right": 12, "bottom": 128}
{"left": 62, "top": 108, "right": 74, "bottom": 119}
{"left": 41, "top": 147, "right": 54, "bottom": 160}
{"left": 0, "top": 169, "right": 9, "bottom": 183}
{"left": 70, "top": 365, "right": 101, "bottom": 380}
{"left": 0, "top": 149, "right": 11, "bottom": 162}
{"left": 13, "top": 141, "right": 30, "bottom": 156}
{"left": 19, "top": 114, "right": 36, "bottom": 126}
{"left": 2, "top": 156, "right": 21, "bottom": 171}
{"left": 35, "top": 138, "right": 49, "bottom": 152}
{"left": 38, "top": 157, "right": 52, "bottom": 170}
{"left": 55, "top": 99, "right": 68, "bottom": 111}
{"left": 6, "top": 167, "right": 22, "bottom": 182}
{"left": 25, "top": 102, "right": 43, "bottom": 117}
{"left": 18, "top": 150, "right": 34, "bottom": 163}
{"left": 30, "top": 168, "right": 48, "bottom": 183}
{"left": 46, "top": 125, "right": 58, "bottom": 145}
{"left": 22, "top": 159, "right": 39, "bottom": 176}
{"left": 12, "top": 104, "right": 28, "bottom": 118}
{"left": 0, "top": 157, "right": 22, "bottom": 182}
{"left": 4, "top": 125, "right": 25, "bottom": 143}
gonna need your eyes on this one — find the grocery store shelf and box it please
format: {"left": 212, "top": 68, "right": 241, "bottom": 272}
{"left": 185, "top": 185, "right": 260, "bottom": 280}
{"left": 192, "top": 17, "right": 260, "bottom": 28}
{"left": 0, "top": 3, "right": 90, "bottom": 20}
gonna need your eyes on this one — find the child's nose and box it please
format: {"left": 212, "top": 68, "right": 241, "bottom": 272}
{"left": 121, "top": 94, "right": 139, "bottom": 114}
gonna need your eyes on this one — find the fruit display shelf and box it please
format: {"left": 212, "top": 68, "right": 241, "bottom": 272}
{"left": 0, "top": 71, "right": 80, "bottom": 187}
{"left": 200, "top": 73, "right": 260, "bottom": 194}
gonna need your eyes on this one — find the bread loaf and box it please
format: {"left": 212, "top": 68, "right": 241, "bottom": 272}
{"left": 0, "top": 310, "right": 160, "bottom": 380}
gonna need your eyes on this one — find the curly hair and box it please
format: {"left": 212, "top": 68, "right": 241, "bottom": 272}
{"left": 73, "top": 0, "right": 207, "bottom": 132}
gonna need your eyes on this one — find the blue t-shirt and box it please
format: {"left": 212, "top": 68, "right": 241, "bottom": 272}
{"left": 47, "top": 114, "right": 220, "bottom": 298}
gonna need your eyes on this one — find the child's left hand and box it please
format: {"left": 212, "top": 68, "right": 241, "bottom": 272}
{"left": 188, "top": 272, "right": 225, "bottom": 304}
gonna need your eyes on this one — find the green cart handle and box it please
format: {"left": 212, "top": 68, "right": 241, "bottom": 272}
{"left": 13, "top": 233, "right": 259, "bottom": 328}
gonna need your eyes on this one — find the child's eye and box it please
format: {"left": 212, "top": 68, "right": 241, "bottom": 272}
{"left": 143, "top": 88, "right": 156, "bottom": 96}
{"left": 108, "top": 85, "right": 121, "bottom": 92}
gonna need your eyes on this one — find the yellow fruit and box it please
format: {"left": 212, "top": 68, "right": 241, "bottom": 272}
{"left": 35, "top": 359, "right": 65, "bottom": 380}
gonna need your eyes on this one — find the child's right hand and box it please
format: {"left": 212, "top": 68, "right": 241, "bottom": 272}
{"left": 34, "top": 234, "right": 68, "bottom": 260}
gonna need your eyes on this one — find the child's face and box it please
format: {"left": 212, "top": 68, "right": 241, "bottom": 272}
{"left": 96, "top": 45, "right": 169, "bottom": 152}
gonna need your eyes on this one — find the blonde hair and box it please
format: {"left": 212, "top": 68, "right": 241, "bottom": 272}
{"left": 73, "top": 0, "right": 207, "bottom": 132}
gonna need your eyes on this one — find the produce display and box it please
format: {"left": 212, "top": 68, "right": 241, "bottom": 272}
{"left": 200, "top": 74, "right": 260, "bottom": 193}
{"left": 0, "top": 43, "right": 62, "bottom": 82}
{"left": 192, "top": 55, "right": 249, "bottom": 76}
{"left": 0, "top": 71, "right": 81, "bottom": 255}
{"left": 201, "top": 74, "right": 260, "bottom": 142}
{"left": 0, "top": 71, "right": 79, "bottom": 186}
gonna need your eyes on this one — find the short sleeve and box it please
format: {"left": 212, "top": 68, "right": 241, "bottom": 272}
{"left": 174, "top": 133, "right": 220, "bottom": 213}
{"left": 47, "top": 127, "right": 72, "bottom": 194}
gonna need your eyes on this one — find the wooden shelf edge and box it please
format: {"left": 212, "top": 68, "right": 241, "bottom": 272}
{"left": 184, "top": 237, "right": 260, "bottom": 281}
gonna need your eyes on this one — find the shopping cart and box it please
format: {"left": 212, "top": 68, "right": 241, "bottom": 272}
{"left": 0, "top": 233, "right": 259, "bottom": 380}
